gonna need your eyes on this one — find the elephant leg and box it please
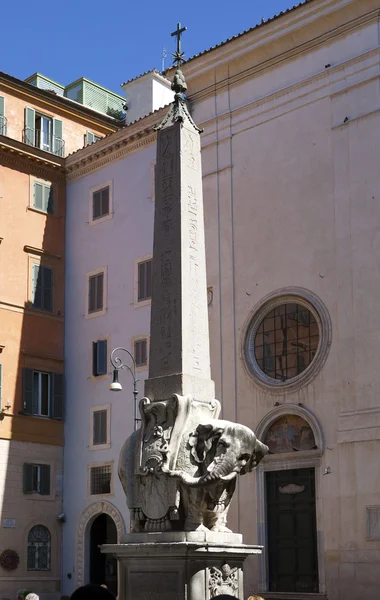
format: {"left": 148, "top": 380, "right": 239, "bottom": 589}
{"left": 204, "top": 479, "right": 236, "bottom": 532}
{"left": 182, "top": 486, "right": 208, "bottom": 531}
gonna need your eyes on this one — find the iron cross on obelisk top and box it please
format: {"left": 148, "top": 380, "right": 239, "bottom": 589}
{"left": 171, "top": 22, "right": 187, "bottom": 66}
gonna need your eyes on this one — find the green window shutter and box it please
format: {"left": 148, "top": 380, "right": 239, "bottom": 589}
{"left": 86, "top": 131, "right": 95, "bottom": 146}
{"left": 51, "top": 373, "right": 64, "bottom": 420}
{"left": 25, "top": 107, "right": 35, "bottom": 146}
{"left": 39, "top": 465, "right": 51, "bottom": 495}
{"left": 41, "top": 266, "right": 53, "bottom": 312}
{"left": 22, "top": 368, "right": 34, "bottom": 414}
{"left": 53, "top": 118, "right": 63, "bottom": 156}
{"left": 46, "top": 184, "right": 54, "bottom": 215}
{"left": 33, "top": 182, "right": 44, "bottom": 210}
{"left": 32, "top": 264, "right": 42, "bottom": 308}
{"left": 23, "top": 463, "right": 34, "bottom": 493}
{"left": 0, "top": 96, "right": 4, "bottom": 117}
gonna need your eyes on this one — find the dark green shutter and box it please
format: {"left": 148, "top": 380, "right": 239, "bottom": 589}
{"left": 40, "top": 465, "right": 51, "bottom": 495}
{"left": 23, "top": 463, "right": 34, "bottom": 493}
{"left": 46, "top": 184, "right": 54, "bottom": 215}
{"left": 93, "top": 410, "right": 107, "bottom": 445}
{"left": 51, "top": 373, "right": 64, "bottom": 420}
{"left": 42, "top": 266, "right": 53, "bottom": 312}
{"left": 0, "top": 96, "right": 4, "bottom": 118}
{"left": 97, "top": 340, "right": 107, "bottom": 376}
{"left": 25, "top": 107, "right": 35, "bottom": 146}
{"left": 86, "top": 131, "right": 95, "bottom": 146}
{"left": 53, "top": 118, "right": 63, "bottom": 156}
{"left": 23, "top": 369, "right": 34, "bottom": 414}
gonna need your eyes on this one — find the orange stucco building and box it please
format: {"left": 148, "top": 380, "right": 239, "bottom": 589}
{"left": 0, "top": 72, "right": 119, "bottom": 598}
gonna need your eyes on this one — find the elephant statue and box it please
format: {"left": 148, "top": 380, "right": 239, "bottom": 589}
{"left": 163, "top": 420, "right": 268, "bottom": 531}
{"left": 118, "top": 394, "right": 268, "bottom": 534}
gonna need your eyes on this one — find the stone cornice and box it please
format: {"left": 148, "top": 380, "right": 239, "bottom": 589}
{"left": 0, "top": 135, "right": 66, "bottom": 181}
{"left": 65, "top": 107, "right": 167, "bottom": 181}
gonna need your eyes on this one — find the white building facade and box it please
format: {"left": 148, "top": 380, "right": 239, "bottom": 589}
{"left": 63, "top": 1, "right": 380, "bottom": 598}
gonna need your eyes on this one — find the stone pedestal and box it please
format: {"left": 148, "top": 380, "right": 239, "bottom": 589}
{"left": 101, "top": 532, "right": 261, "bottom": 600}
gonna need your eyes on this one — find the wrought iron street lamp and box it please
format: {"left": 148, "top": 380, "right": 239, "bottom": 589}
{"left": 109, "top": 347, "right": 140, "bottom": 430}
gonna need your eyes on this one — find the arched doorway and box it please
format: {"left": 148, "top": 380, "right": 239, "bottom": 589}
{"left": 89, "top": 514, "right": 118, "bottom": 596}
{"left": 255, "top": 406, "right": 326, "bottom": 595}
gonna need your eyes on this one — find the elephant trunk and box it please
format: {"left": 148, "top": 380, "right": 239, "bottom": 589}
{"left": 162, "top": 455, "right": 238, "bottom": 487}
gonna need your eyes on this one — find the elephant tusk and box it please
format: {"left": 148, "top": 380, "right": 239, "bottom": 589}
{"left": 219, "top": 472, "right": 238, "bottom": 482}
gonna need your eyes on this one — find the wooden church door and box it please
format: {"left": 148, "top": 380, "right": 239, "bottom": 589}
{"left": 266, "top": 467, "right": 318, "bottom": 593}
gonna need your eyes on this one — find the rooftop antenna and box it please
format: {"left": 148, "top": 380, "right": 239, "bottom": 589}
{"left": 162, "top": 48, "right": 167, "bottom": 72}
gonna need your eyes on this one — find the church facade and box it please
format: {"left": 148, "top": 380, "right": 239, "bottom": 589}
{"left": 63, "top": 1, "right": 380, "bottom": 598}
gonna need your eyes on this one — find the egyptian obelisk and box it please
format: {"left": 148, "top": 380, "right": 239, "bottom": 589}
{"left": 144, "top": 27, "right": 215, "bottom": 404}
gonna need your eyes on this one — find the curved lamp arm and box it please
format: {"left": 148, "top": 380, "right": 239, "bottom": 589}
{"left": 109, "top": 347, "right": 140, "bottom": 430}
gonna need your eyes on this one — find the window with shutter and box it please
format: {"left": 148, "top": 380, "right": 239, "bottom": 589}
{"left": 88, "top": 273, "right": 104, "bottom": 314}
{"left": 23, "top": 464, "right": 51, "bottom": 495}
{"left": 33, "top": 181, "right": 53, "bottom": 214}
{"left": 137, "top": 259, "right": 152, "bottom": 302}
{"left": 92, "top": 339, "right": 107, "bottom": 377}
{"left": 32, "top": 265, "right": 53, "bottom": 312}
{"left": 86, "top": 131, "right": 101, "bottom": 146}
{"left": 92, "top": 186, "right": 110, "bottom": 220}
{"left": 93, "top": 410, "right": 108, "bottom": 445}
{"left": 22, "top": 369, "right": 63, "bottom": 419}
{"left": 53, "top": 118, "right": 64, "bottom": 156}
{"left": 134, "top": 339, "right": 148, "bottom": 368}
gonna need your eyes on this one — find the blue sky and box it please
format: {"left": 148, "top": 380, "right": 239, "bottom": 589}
{"left": 1, "top": 0, "right": 298, "bottom": 95}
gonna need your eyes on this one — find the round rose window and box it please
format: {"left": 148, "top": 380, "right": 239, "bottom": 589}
{"left": 244, "top": 290, "right": 331, "bottom": 392}
{"left": 254, "top": 303, "right": 319, "bottom": 380}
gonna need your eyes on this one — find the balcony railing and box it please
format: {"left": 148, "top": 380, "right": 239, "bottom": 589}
{"left": 23, "top": 127, "right": 65, "bottom": 157}
{"left": 0, "top": 116, "right": 7, "bottom": 136}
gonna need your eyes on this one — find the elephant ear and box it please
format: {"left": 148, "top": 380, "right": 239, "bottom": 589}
{"left": 243, "top": 439, "right": 269, "bottom": 473}
{"left": 189, "top": 424, "right": 222, "bottom": 463}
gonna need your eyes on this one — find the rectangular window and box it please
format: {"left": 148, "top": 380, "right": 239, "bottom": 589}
{"left": 23, "top": 463, "right": 51, "bottom": 495}
{"left": 23, "top": 369, "right": 64, "bottom": 420}
{"left": 32, "top": 264, "right": 53, "bottom": 312}
{"left": 93, "top": 410, "right": 108, "bottom": 445}
{"left": 366, "top": 507, "right": 380, "bottom": 540}
{"left": 92, "top": 339, "right": 108, "bottom": 377}
{"left": 25, "top": 107, "right": 64, "bottom": 156}
{"left": 92, "top": 186, "right": 110, "bottom": 220}
{"left": 33, "top": 181, "right": 53, "bottom": 214}
{"left": 138, "top": 259, "right": 152, "bottom": 302}
{"left": 90, "top": 464, "right": 112, "bottom": 495}
{"left": 134, "top": 338, "right": 148, "bottom": 368}
{"left": 88, "top": 273, "right": 104, "bottom": 313}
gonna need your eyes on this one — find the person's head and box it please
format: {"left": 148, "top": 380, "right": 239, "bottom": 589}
{"left": 70, "top": 585, "right": 115, "bottom": 600}
{"left": 25, "top": 594, "right": 39, "bottom": 600}
{"left": 248, "top": 596, "right": 265, "bottom": 600}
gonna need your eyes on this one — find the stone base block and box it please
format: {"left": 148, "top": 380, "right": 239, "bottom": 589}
{"left": 101, "top": 536, "right": 262, "bottom": 600}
